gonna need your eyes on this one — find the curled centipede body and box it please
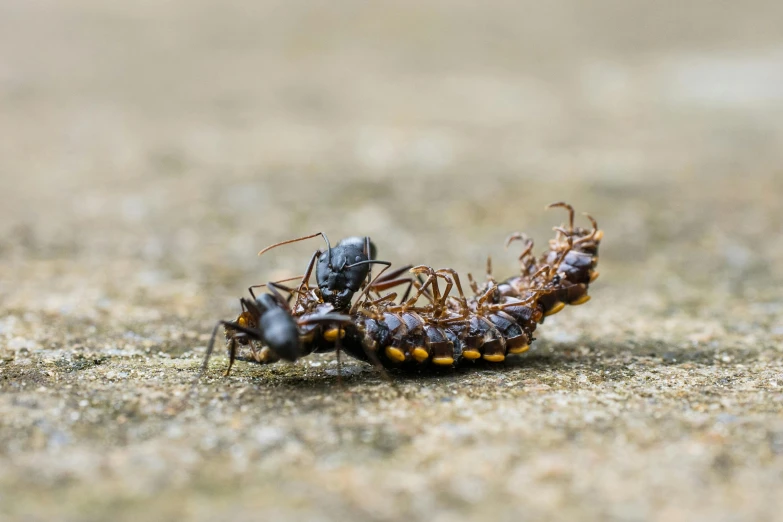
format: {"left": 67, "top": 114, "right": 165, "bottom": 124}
{"left": 199, "top": 203, "right": 602, "bottom": 377}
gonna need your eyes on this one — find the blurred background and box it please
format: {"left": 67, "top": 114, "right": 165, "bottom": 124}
{"left": 1, "top": 1, "right": 782, "bottom": 521}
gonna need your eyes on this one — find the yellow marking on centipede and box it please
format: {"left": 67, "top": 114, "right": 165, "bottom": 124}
{"left": 508, "top": 344, "right": 530, "bottom": 354}
{"left": 432, "top": 357, "right": 454, "bottom": 366}
{"left": 323, "top": 328, "right": 345, "bottom": 342}
{"left": 385, "top": 346, "right": 406, "bottom": 362}
{"left": 594, "top": 230, "right": 604, "bottom": 241}
{"left": 462, "top": 350, "right": 481, "bottom": 360}
{"left": 589, "top": 271, "right": 600, "bottom": 283}
{"left": 237, "top": 313, "right": 251, "bottom": 328}
{"left": 571, "top": 295, "right": 591, "bottom": 306}
{"left": 545, "top": 302, "right": 566, "bottom": 316}
{"left": 483, "top": 354, "right": 505, "bottom": 362}
{"left": 411, "top": 347, "right": 429, "bottom": 363}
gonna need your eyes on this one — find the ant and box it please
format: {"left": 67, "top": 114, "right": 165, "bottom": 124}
{"left": 198, "top": 289, "right": 353, "bottom": 380}
{"left": 196, "top": 232, "right": 418, "bottom": 381}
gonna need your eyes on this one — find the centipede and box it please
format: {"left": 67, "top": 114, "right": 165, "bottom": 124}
{"left": 196, "top": 202, "right": 602, "bottom": 378}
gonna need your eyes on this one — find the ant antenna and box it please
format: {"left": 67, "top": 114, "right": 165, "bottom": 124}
{"left": 257, "top": 232, "right": 332, "bottom": 261}
{"left": 345, "top": 259, "right": 392, "bottom": 270}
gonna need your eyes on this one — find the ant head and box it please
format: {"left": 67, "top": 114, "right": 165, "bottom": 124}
{"left": 316, "top": 237, "right": 369, "bottom": 310}
{"left": 315, "top": 237, "right": 380, "bottom": 311}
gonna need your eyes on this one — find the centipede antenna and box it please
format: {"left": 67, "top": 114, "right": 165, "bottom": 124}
{"left": 257, "top": 231, "right": 329, "bottom": 258}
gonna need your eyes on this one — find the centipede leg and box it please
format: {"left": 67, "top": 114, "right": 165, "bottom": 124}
{"left": 547, "top": 202, "right": 575, "bottom": 233}
{"left": 401, "top": 271, "right": 437, "bottom": 309}
{"left": 370, "top": 275, "right": 418, "bottom": 304}
{"left": 467, "top": 273, "right": 480, "bottom": 295}
{"left": 436, "top": 268, "right": 469, "bottom": 313}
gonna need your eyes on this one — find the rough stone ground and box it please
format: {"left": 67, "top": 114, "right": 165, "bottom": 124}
{"left": 1, "top": 1, "right": 783, "bottom": 521}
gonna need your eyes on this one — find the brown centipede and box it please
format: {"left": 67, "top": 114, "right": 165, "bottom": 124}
{"left": 198, "top": 202, "right": 602, "bottom": 375}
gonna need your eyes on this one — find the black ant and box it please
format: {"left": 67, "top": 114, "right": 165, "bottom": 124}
{"left": 194, "top": 232, "right": 417, "bottom": 383}
{"left": 197, "top": 288, "right": 354, "bottom": 380}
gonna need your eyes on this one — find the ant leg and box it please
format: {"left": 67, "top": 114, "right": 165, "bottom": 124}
{"left": 293, "top": 249, "right": 322, "bottom": 309}
{"left": 196, "top": 320, "right": 260, "bottom": 384}
{"left": 335, "top": 326, "right": 343, "bottom": 387}
{"left": 168, "top": 320, "right": 240, "bottom": 414}
{"left": 266, "top": 282, "right": 303, "bottom": 310}
{"left": 372, "top": 264, "right": 414, "bottom": 284}
{"left": 224, "top": 337, "right": 239, "bottom": 376}
{"left": 174, "top": 319, "right": 263, "bottom": 414}
{"left": 367, "top": 264, "right": 413, "bottom": 298}
{"left": 268, "top": 282, "right": 300, "bottom": 306}
{"left": 349, "top": 264, "right": 391, "bottom": 313}
{"left": 248, "top": 276, "right": 303, "bottom": 300}
{"left": 369, "top": 275, "right": 418, "bottom": 303}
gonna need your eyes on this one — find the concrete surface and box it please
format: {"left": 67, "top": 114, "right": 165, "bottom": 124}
{"left": 1, "top": 1, "right": 782, "bottom": 520}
